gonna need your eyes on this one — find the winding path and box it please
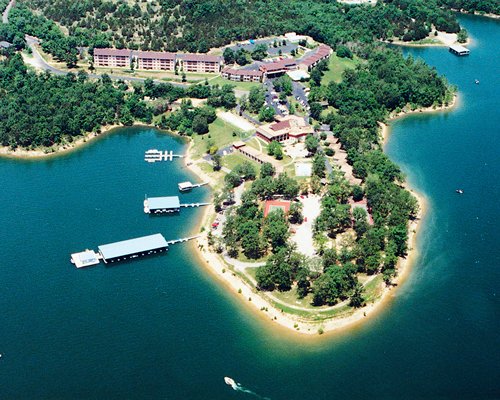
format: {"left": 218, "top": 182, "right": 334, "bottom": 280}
{"left": 2, "top": 0, "right": 14, "bottom": 24}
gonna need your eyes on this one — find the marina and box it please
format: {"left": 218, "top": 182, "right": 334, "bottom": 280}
{"left": 70, "top": 233, "right": 200, "bottom": 267}
{"left": 144, "top": 149, "right": 185, "bottom": 162}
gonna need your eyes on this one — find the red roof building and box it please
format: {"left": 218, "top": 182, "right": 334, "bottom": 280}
{"left": 221, "top": 67, "right": 263, "bottom": 82}
{"left": 263, "top": 200, "right": 291, "bottom": 217}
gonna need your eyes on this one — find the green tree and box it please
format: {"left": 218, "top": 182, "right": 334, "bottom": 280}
{"left": 260, "top": 162, "right": 276, "bottom": 178}
{"left": 263, "top": 209, "right": 290, "bottom": 250}
{"left": 259, "top": 106, "right": 276, "bottom": 122}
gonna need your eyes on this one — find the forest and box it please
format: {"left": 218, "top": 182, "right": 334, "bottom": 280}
{"left": 11, "top": 0, "right": 468, "bottom": 57}
{"left": 0, "top": 54, "right": 155, "bottom": 148}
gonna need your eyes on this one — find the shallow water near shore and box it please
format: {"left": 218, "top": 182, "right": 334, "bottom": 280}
{"left": 0, "top": 15, "right": 499, "bottom": 400}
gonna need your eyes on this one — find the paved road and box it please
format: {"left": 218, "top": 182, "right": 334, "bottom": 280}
{"left": 2, "top": 0, "right": 14, "bottom": 24}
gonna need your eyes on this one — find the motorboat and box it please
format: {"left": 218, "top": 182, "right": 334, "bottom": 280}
{"left": 456, "top": 189, "right": 464, "bottom": 194}
{"left": 224, "top": 377, "right": 237, "bottom": 389}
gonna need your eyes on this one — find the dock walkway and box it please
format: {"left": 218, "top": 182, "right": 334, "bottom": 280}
{"left": 145, "top": 149, "right": 184, "bottom": 162}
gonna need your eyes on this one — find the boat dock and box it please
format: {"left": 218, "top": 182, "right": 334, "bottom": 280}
{"left": 144, "top": 195, "right": 210, "bottom": 213}
{"left": 70, "top": 233, "right": 200, "bottom": 268}
{"left": 449, "top": 44, "right": 470, "bottom": 56}
{"left": 178, "top": 181, "right": 209, "bottom": 192}
{"left": 144, "top": 196, "right": 181, "bottom": 214}
{"left": 145, "top": 149, "right": 185, "bottom": 162}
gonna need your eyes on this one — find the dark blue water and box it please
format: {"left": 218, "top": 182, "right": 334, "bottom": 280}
{"left": 0, "top": 15, "right": 498, "bottom": 400}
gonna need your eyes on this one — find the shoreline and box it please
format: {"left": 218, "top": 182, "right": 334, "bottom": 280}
{"left": 184, "top": 130, "right": 431, "bottom": 338}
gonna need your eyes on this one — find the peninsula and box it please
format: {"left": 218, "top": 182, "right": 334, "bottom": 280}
{"left": 1, "top": 0, "right": 493, "bottom": 336}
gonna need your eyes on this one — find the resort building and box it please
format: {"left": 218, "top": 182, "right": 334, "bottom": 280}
{"left": 298, "top": 44, "right": 333, "bottom": 71}
{"left": 93, "top": 48, "right": 132, "bottom": 68}
{"left": 181, "top": 54, "right": 222, "bottom": 73}
{"left": 256, "top": 115, "right": 314, "bottom": 143}
{"left": 263, "top": 200, "right": 291, "bottom": 218}
{"left": 259, "top": 58, "right": 297, "bottom": 78}
{"left": 136, "top": 51, "right": 176, "bottom": 71}
{"left": 233, "top": 141, "right": 282, "bottom": 171}
{"left": 221, "top": 67, "right": 263, "bottom": 82}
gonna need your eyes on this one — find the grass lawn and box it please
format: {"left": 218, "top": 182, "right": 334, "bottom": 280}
{"left": 321, "top": 53, "right": 360, "bottom": 85}
{"left": 209, "top": 76, "right": 262, "bottom": 91}
{"left": 222, "top": 153, "right": 260, "bottom": 173}
{"left": 190, "top": 117, "right": 252, "bottom": 160}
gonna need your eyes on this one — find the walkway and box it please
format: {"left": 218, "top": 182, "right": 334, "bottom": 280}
{"left": 2, "top": 0, "right": 14, "bottom": 24}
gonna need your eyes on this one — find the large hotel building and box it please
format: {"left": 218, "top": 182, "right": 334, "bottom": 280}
{"left": 93, "top": 48, "right": 222, "bottom": 73}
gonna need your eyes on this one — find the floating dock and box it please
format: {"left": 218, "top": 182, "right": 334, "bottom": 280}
{"left": 144, "top": 196, "right": 181, "bottom": 214}
{"left": 178, "top": 181, "right": 209, "bottom": 192}
{"left": 449, "top": 44, "right": 470, "bottom": 56}
{"left": 71, "top": 249, "right": 101, "bottom": 268}
{"left": 145, "top": 149, "right": 184, "bottom": 162}
{"left": 144, "top": 195, "right": 210, "bottom": 213}
{"left": 70, "top": 233, "right": 200, "bottom": 267}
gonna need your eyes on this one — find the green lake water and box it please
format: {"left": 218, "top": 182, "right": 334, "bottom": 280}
{"left": 0, "top": 14, "right": 498, "bottom": 400}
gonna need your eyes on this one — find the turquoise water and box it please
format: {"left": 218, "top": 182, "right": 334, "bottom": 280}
{"left": 0, "top": 15, "right": 499, "bottom": 399}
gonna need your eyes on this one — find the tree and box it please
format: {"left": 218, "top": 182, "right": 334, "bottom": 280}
{"left": 251, "top": 44, "right": 268, "bottom": 61}
{"left": 312, "top": 153, "right": 326, "bottom": 177}
{"left": 349, "top": 283, "right": 365, "bottom": 308}
{"left": 212, "top": 153, "right": 222, "bottom": 171}
{"left": 305, "top": 134, "right": 319, "bottom": 153}
{"left": 223, "top": 47, "right": 235, "bottom": 64}
{"left": 457, "top": 29, "right": 468, "bottom": 43}
{"left": 259, "top": 106, "right": 276, "bottom": 122}
{"left": 248, "top": 87, "right": 265, "bottom": 113}
{"left": 288, "top": 201, "right": 303, "bottom": 224}
{"left": 234, "top": 161, "right": 257, "bottom": 180}
{"left": 192, "top": 114, "right": 209, "bottom": 134}
{"left": 336, "top": 45, "right": 353, "bottom": 59}
{"left": 309, "top": 102, "right": 323, "bottom": 120}
{"left": 263, "top": 209, "right": 290, "bottom": 251}
{"left": 260, "top": 162, "right": 276, "bottom": 178}
{"left": 225, "top": 171, "right": 242, "bottom": 188}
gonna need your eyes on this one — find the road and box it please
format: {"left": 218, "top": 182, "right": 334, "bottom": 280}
{"left": 2, "top": 0, "right": 14, "bottom": 24}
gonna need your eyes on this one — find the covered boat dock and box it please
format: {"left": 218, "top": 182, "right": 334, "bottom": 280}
{"left": 98, "top": 233, "right": 168, "bottom": 263}
{"left": 144, "top": 196, "right": 181, "bottom": 214}
{"left": 449, "top": 44, "right": 470, "bottom": 56}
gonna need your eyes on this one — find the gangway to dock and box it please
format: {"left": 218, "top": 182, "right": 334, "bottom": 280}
{"left": 180, "top": 202, "right": 211, "bottom": 208}
{"left": 144, "top": 149, "right": 185, "bottom": 163}
{"left": 178, "top": 181, "right": 209, "bottom": 192}
{"left": 166, "top": 235, "right": 201, "bottom": 246}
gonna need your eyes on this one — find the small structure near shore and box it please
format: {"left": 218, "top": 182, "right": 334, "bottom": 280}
{"left": 449, "top": 44, "right": 470, "bottom": 56}
{"left": 178, "top": 181, "right": 208, "bottom": 192}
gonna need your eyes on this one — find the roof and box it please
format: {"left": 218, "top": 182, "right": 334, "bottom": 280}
{"left": 147, "top": 196, "right": 180, "bottom": 210}
{"left": 98, "top": 233, "right": 168, "bottom": 260}
{"left": 233, "top": 141, "right": 246, "bottom": 148}
{"left": 223, "top": 67, "right": 263, "bottom": 77}
{"left": 270, "top": 120, "right": 291, "bottom": 131}
{"left": 137, "top": 51, "right": 176, "bottom": 60}
{"left": 260, "top": 59, "right": 297, "bottom": 73}
{"left": 299, "top": 45, "right": 332, "bottom": 67}
{"left": 94, "top": 48, "right": 131, "bottom": 57}
{"left": 182, "top": 53, "right": 221, "bottom": 63}
{"left": 178, "top": 181, "right": 193, "bottom": 189}
{"left": 264, "top": 200, "right": 291, "bottom": 217}
{"left": 449, "top": 44, "right": 469, "bottom": 53}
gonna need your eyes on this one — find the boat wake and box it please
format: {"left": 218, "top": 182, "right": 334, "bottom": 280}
{"left": 224, "top": 377, "right": 270, "bottom": 399}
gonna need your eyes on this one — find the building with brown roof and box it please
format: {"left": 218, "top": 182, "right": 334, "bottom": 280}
{"left": 221, "top": 67, "right": 263, "bottom": 82}
{"left": 136, "top": 51, "right": 176, "bottom": 71}
{"left": 232, "top": 142, "right": 282, "bottom": 172}
{"left": 298, "top": 45, "right": 333, "bottom": 71}
{"left": 93, "top": 48, "right": 132, "bottom": 68}
{"left": 259, "top": 58, "right": 297, "bottom": 78}
{"left": 181, "top": 54, "right": 222, "bottom": 73}
{"left": 256, "top": 115, "right": 314, "bottom": 143}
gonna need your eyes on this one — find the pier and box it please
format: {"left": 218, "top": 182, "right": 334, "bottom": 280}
{"left": 178, "top": 181, "right": 209, "bottom": 192}
{"left": 180, "top": 202, "right": 211, "bottom": 208}
{"left": 144, "top": 196, "right": 180, "bottom": 214}
{"left": 70, "top": 234, "right": 200, "bottom": 267}
{"left": 144, "top": 149, "right": 185, "bottom": 162}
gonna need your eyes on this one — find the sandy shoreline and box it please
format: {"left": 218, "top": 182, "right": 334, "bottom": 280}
{"left": 0, "top": 95, "right": 453, "bottom": 337}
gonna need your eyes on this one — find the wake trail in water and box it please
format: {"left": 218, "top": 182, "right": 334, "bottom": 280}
{"left": 225, "top": 377, "right": 270, "bottom": 399}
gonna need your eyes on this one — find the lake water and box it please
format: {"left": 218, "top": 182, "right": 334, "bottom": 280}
{"left": 0, "top": 15, "right": 498, "bottom": 400}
